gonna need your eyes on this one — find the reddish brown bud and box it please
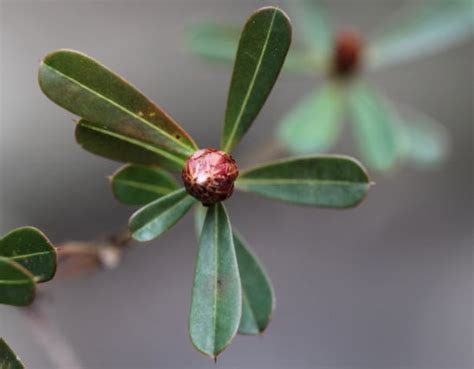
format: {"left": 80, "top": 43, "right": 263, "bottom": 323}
{"left": 182, "top": 148, "right": 239, "bottom": 206}
{"left": 332, "top": 29, "right": 364, "bottom": 78}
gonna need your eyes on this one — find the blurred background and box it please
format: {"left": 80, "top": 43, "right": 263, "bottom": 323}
{"left": 0, "top": 1, "right": 472, "bottom": 368}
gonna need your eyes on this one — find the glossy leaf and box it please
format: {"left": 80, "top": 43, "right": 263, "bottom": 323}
{"left": 234, "top": 233, "right": 274, "bottom": 335}
{"left": 111, "top": 164, "right": 179, "bottom": 206}
{"left": 236, "top": 156, "right": 369, "bottom": 208}
{"left": 129, "top": 188, "right": 196, "bottom": 242}
{"left": 277, "top": 83, "right": 346, "bottom": 155}
{"left": 189, "top": 203, "right": 241, "bottom": 358}
{"left": 393, "top": 103, "right": 449, "bottom": 166}
{"left": 187, "top": 21, "right": 313, "bottom": 74}
{"left": 39, "top": 49, "right": 197, "bottom": 170}
{"left": 221, "top": 7, "right": 292, "bottom": 152}
{"left": 194, "top": 206, "right": 274, "bottom": 335}
{"left": 75, "top": 119, "right": 184, "bottom": 170}
{"left": 0, "top": 227, "right": 56, "bottom": 283}
{"left": 0, "top": 339, "right": 25, "bottom": 369}
{"left": 0, "top": 257, "right": 35, "bottom": 306}
{"left": 348, "top": 82, "right": 398, "bottom": 171}
{"left": 368, "top": 0, "right": 474, "bottom": 69}
{"left": 286, "top": 0, "right": 332, "bottom": 62}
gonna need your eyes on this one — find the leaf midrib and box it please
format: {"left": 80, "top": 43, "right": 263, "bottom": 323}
{"left": 114, "top": 179, "right": 174, "bottom": 196}
{"left": 211, "top": 205, "right": 219, "bottom": 354}
{"left": 223, "top": 8, "right": 278, "bottom": 152}
{"left": 43, "top": 63, "right": 195, "bottom": 155}
{"left": 4, "top": 250, "right": 53, "bottom": 261}
{"left": 236, "top": 178, "right": 368, "bottom": 186}
{"left": 0, "top": 279, "right": 32, "bottom": 285}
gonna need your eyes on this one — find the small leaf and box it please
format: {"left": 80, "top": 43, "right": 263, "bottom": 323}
{"left": 221, "top": 7, "right": 292, "bottom": 152}
{"left": 368, "top": 0, "right": 474, "bottom": 69}
{"left": 348, "top": 82, "right": 398, "bottom": 172}
{"left": 111, "top": 164, "right": 179, "bottom": 206}
{"left": 236, "top": 156, "right": 370, "bottom": 208}
{"left": 0, "top": 227, "right": 56, "bottom": 283}
{"left": 39, "top": 49, "right": 197, "bottom": 170}
{"left": 0, "top": 257, "right": 35, "bottom": 306}
{"left": 194, "top": 206, "right": 274, "bottom": 335}
{"left": 285, "top": 0, "right": 332, "bottom": 60}
{"left": 277, "top": 83, "right": 346, "bottom": 155}
{"left": 129, "top": 188, "right": 196, "bottom": 242}
{"left": 189, "top": 203, "right": 241, "bottom": 358}
{"left": 234, "top": 233, "right": 274, "bottom": 335}
{"left": 0, "top": 339, "right": 25, "bottom": 369}
{"left": 75, "top": 120, "right": 185, "bottom": 170}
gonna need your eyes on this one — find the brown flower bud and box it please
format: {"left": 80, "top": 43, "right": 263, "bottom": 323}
{"left": 182, "top": 148, "right": 239, "bottom": 206}
{"left": 332, "top": 29, "right": 364, "bottom": 78}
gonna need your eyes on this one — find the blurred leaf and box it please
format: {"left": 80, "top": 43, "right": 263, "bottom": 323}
{"left": 39, "top": 49, "right": 197, "bottom": 170}
{"left": 75, "top": 119, "right": 184, "bottom": 170}
{"left": 0, "top": 257, "right": 35, "bottom": 307}
{"left": 393, "top": 102, "right": 450, "bottom": 166}
{"left": 234, "top": 233, "right": 274, "bottom": 335}
{"left": 277, "top": 83, "right": 346, "bottom": 155}
{"left": 368, "top": 0, "right": 474, "bottom": 69}
{"left": 236, "top": 156, "right": 370, "bottom": 208}
{"left": 129, "top": 188, "right": 196, "bottom": 242}
{"left": 111, "top": 164, "right": 179, "bottom": 206}
{"left": 189, "top": 203, "right": 241, "bottom": 358}
{"left": 221, "top": 7, "right": 292, "bottom": 152}
{"left": 348, "top": 82, "right": 398, "bottom": 171}
{"left": 187, "top": 21, "right": 314, "bottom": 73}
{"left": 0, "top": 339, "right": 25, "bottom": 369}
{"left": 194, "top": 206, "right": 274, "bottom": 335}
{"left": 285, "top": 0, "right": 332, "bottom": 61}
{"left": 0, "top": 227, "right": 56, "bottom": 283}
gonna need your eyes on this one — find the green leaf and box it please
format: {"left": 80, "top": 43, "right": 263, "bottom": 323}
{"left": 236, "top": 156, "right": 370, "bottom": 208}
{"left": 189, "top": 203, "right": 241, "bottom": 358}
{"left": 0, "top": 339, "right": 25, "bottom": 369}
{"left": 221, "top": 7, "right": 292, "bottom": 152}
{"left": 348, "top": 82, "right": 398, "bottom": 171}
{"left": 234, "top": 233, "right": 274, "bottom": 335}
{"left": 39, "top": 49, "right": 197, "bottom": 171}
{"left": 111, "top": 164, "right": 179, "bottom": 206}
{"left": 75, "top": 119, "right": 184, "bottom": 170}
{"left": 0, "top": 227, "right": 56, "bottom": 283}
{"left": 129, "top": 188, "right": 196, "bottom": 242}
{"left": 285, "top": 0, "right": 332, "bottom": 61}
{"left": 277, "top": 83, "right": 346, "bottom": 155}
{"left": 194, "top": 206, "right": 274, "bottom": 335}
{"left": 393, "top": 103, "right": 449, "bottom": 166}
{"left": 368, "top": 0, "right": 474, "bottom": 69}
{"left": 0, "top": 257, "right": 35, "bottom": 307}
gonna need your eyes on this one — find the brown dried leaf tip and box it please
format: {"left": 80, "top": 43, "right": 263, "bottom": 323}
{"left": 182, "top": 148, "right": 239, "bottom": 206}
{"left": 331, "top": 29, "right": 364, "bottom": 78}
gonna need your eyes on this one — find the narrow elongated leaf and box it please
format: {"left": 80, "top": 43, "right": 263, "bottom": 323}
{"left": 236, "top": 156, "right": 369, "bottom": 208}
{"left": 0, "top": 257, "right": 35, "bottom": 306}
{"left": 221, "top": 7, "right": 292, "bottom": 152}
{"left": 111, "top": 164, "right": 178, "bottom": 206}
{"left": 0, "top": 339, "right": 25, "bottom": 369}
{"left": 286, "top": 0, "right": 332, "bottom": 60}
{"left": 234, "top": 233, "right": 274, "bottom": 335}
{"left": 368, "top": 0, "right": 474, "bottom": 69}
{"left": 277, "top": 83, "right": 346, "bottom": 155}
{"left": 194, "top": 206, "right": 274, "bottom": 334}
{"left": 75, "top": 119, "right": 184, "bottom": 170}
{"left": 187, "top": 21, "right": 313, "bottom": 74}
{"left": 348, "top": 82, "right": 398, "bottom": 171}
{"left": 129, "top": 188, "right": 196, "bottom": 242}
{"left": 0, "top": 227, "right": 56, "bottom": 283}
{"left": 39, "top": 50, "right": 197, "bottom": 170}
{"left": 189, "top": 203, "right": 241, "bottom": 358}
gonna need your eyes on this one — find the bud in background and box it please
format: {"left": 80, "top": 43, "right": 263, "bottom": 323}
{"left": 331, "top": 29, "right": 364, "bottom": 78}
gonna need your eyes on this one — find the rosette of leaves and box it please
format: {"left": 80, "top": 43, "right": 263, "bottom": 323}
{"left": 0, "top": 338, "right": 25, "bottom": 369}
{"left": 0, "top": 227, "right": 56, "bottom": 307}
{"left": 38, "top": 7, "right": 371, "bottom": 359}
{"left": 187, "top": 0, "right": 473, "bottom": 172}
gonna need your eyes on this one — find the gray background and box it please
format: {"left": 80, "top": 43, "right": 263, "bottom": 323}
{"left": 0, "top": 1, "right": 472, "bottom": 368}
